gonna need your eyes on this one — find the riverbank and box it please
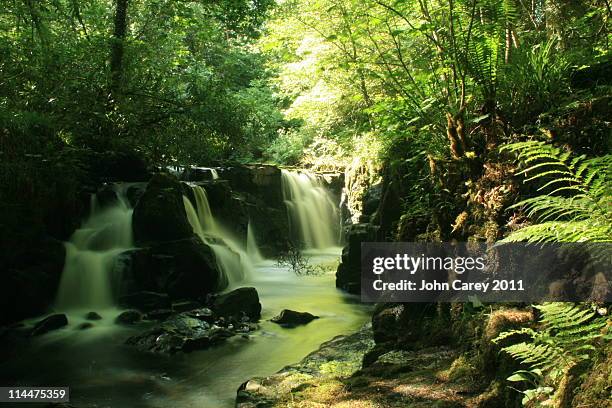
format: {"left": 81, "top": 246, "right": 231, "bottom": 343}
{"left": 236, "top": 306, "right": 533, "bottom": 408}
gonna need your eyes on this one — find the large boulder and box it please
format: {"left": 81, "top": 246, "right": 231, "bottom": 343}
{"left": 336, "top": 223, "right": 379, "bottom": 294}
{"left": 212, "top": 287, "right": 261, "bottom": 320}
{"left": 132, "top": 173, "right": 193, "bottom": 245}
{"left": 124, "top": 173, "right": 227, "bottom": 302}
{"left": 126, "top": 237, "right": 224, "bottom": 300}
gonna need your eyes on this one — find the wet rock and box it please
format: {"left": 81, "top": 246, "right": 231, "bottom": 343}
{"left": 125, "top": 183, "right": 147, "bottom": 208}
{"left": 119, "top": 291, "right": 170, "bottom": 311}
{"left": 185, "top": 307, "right": 214, "bottom": 322}
{"left": 85, "top": 311, "right": 102, "bottom": 320}
{"left": 76, "top": 322, "right": 94, "bottom": 330}
{"left": 182, "top": 326, "right": 235, "bottom": 352}
{"left": 217, "top": 165, "right": 284, "bottom": 210}
{"left": 126, "top": 314, "right": 235, "bottom": 354}
{"left": 336, "top": 223, "right": 379, "bottom": 294}
{"left": 198, "top": 182, "right": 250, "bottom": 241}
{"left": 31, "top": 314, "right": 68, "bottom": 336}
{"left": 180, "top": 166, "right": 219, "bottom": 182}
{"left": 127, "top": 238, "right": 223, "bottom": 299}
{"left": 132, "top": 173, "right": 194, "bottom": 244}
{"left": 172, "top": 300, "right": 201, "bottom": 313}
{"left": 271, "top": 310, "right": 319, "bottom": 327}
{"left": 247, "top": 205, "right": 291, "bottom": 257}
{"left": 212, "top": 287, "right": 261, "bottom": 320}
{"left": 144, "top": 309, "right": 173, "bottom": 321}
{"left": 115, "top": 310, "right": 142, "bottom": 325}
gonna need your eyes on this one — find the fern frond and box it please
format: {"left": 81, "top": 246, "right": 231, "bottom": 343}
{"left": 502, "top": 221, "right": 611, "bottom": 242}
{"left": 494, "top": 303, "right": 608, "bottom": 401}
{"left": 501, "top": 141, "right": 611, "bottom": 242}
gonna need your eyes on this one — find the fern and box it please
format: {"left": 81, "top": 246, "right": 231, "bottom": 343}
{"left": 494, "top": 303, "right": 609, "bottom": 406}
{"left": 466, "top": 0, "right": 519, "bottom": 94}
{"left": 501, "top": 141, "right": 611, "bottom": 242}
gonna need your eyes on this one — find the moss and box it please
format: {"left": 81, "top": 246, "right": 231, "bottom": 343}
{"left": 484, "top": 308, "right": 534, "bottom": 340}
{"left": 438, "top": 355, "right": 479, "bottom": 383}
{"left": 571, "top": 346, "right": 612, "bottom": 407}
{"left": 471, "top": 381, "right": 509, "bottom": 408}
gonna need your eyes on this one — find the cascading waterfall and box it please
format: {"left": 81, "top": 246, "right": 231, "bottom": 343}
{"left": 247, "top": 222, "right": 263, "bottom": 263}
{"left": 281, "top": 170, "right": 341, "bottom": 250}
{"left": 55, "top": 185, "right": 133, "bottom": 310}
{"left": 183, "top": 185, "right": 258, "bottom": 285}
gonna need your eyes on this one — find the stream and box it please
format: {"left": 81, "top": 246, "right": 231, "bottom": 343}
{"left": 1, "top": 253, "right": 370, "bottom": 408}
{"left": 0, "top": 169, "right": 370, "bottom": 408}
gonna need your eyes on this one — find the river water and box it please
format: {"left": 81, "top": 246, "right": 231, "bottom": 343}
{"left": 1, "top": 251, "right": 370, "bottom": 408}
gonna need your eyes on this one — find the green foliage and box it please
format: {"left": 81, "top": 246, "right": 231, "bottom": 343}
{"left": 467, "top": 0, "right": 519, "bottom": 97}
{"left": 501, "top": 141, "right": 611, "bottom": 242}
{"left": 493, "top": 303, "right": 609, "bottom": 406}
{"left": 498, "top": 36, "right": 570, "bottom": 123}
{"left": 0, "top": 0, "right": 279, "bottom": 163}
{"left": 263, "top": 129, "right": 310, "bottom": 165}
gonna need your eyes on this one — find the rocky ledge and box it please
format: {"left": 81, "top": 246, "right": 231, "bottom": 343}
{"left": 235, "top": 320, "right": 509, "bottom": 408}
{"left": 236, "top": 323, "right": 374, "bottom": 407}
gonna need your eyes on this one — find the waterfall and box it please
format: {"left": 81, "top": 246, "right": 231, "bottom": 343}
{"left": 281, "top": 170, "right": 341, "bottom": 250}
{"left": 247, "top": 222, "right": 263, "bottom": 263}
{"left": 183, "top": 185, "right": 259, "bottom": 285}
{"left": 55, "top": 185, "right": 133, "bottom": 310}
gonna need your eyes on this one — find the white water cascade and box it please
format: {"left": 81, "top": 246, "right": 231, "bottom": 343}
{"left": 183, "top": 185, "right": 259, "bottom": 285}
{"left": 55, "top": 185, "right": 133, "bottom": 310}
{"left": 281, "top": 170, "right": 341, "bottom": 250}
{"left": 247, "top": 222, "right": 263, "bottom": 263}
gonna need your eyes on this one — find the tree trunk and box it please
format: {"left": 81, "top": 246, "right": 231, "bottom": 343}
{"left": 110, "top": 0, "right": 129, "bottom": 97}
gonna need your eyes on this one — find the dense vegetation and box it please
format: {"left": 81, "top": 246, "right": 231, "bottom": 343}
{"left": 0, "top": 0, "right": 610, "bottom": 407}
